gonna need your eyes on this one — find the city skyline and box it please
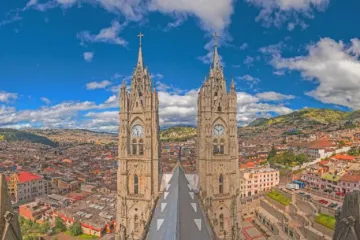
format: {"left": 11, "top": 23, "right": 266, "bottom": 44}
{"left": 1, "top": 0, "right": 360, "bottom": 132}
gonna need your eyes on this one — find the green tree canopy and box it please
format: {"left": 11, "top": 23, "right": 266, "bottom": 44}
{"left": 267, "top": 146, "right": 277, "bottom": 160}
{"left": 69, "top": 221, "right": 83, "bottom": 236}
{"left": 55, "top": 216, "right": 67, "bottom": 232}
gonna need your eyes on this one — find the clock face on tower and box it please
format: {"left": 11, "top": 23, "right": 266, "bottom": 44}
{"left": 132, "top": 125, "right": 144, "bottom": 137}
{"left": 212, "top": 124, "right": 225, "bottom": 137}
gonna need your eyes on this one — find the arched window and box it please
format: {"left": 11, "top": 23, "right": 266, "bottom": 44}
{"left": 218, "top": 103, "right": 222, "bottom": 112}
{"left": 136, "top": 102, "right": 138, "bottom": 107}
{"left": 214, "top": 92, "right": 218, "bottom": 97}
{"left": 134, "top": 175, "right": 139, "bottom": 194}
{"left": 220, "top": 139, "right": 225, "bottom": 154}
{"left": 219, "top": 214, "right": 224, "bottom": 232}
{"left": 219, "top": 174, "right": 224, "bottom": 194}
{"left": 134, "top": 215, "right": 139, "bottom": 232}
{"left": 213, "top": 139, "right": 219, "bottom": 154}
{"left": 139, "top": 139, "right": 144, "bottom": 155}
{"left": 132, "top": 139, "right": 137, "bottom": 155}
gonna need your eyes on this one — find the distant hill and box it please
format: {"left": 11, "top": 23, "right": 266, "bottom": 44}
{"left": 248, "top": 118, "right": 268, "bottom": 127}
{"left": 0, "top": 129, "right": 57, "bottom": 147}
{"left": 160, "top": 126, "right": 196, "bottom": 142}
{"left": 247, "top": 108, "right": 349, "bottom": 128}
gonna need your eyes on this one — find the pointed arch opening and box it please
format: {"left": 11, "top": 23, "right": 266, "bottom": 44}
{"left": 219, "top": 213, "right": 224, "bottom": 232}
{"left": 213, "top": 139, "right": 219, "bottom": 154}
{"left": 132, "top": 139, "right": 137, "bottom": 155}
{"left": 220, "top": 139, "right": 225, "bottom": 154}
{"left": 134, "top": 214, "right": 139, "bottom": 232}
{"left": 139, "top": 139, "right": 144, "bottom": 155}
{"left": 134, "top": 174, "right": 139, "bottom": 194}
{"left": 219, "top": 174, "right": 224, "bottom": 194}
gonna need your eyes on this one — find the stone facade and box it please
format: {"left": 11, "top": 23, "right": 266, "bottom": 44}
{"left": 116, "top": 33, "right": 160, "bottom": 240}
{"left": 0, "top": 174, "right": 22, "bottom": 240}
{"left": 333, "top": 190, "right": 360, "bottom": 240}
{"left": 197, "top": 33, "right": 241, "bottom": 239}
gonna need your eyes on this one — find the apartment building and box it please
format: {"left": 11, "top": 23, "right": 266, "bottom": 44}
{"left": 7, "top": 172, "right": 45, "bottom": 203}
{"left": 239, "top": 167, "right": 280, "bottom": 198}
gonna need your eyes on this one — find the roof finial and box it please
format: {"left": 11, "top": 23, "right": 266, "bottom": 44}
{"left": 231, "top": 78, "right": 235, "bottom": 90}
{"left": 137, "top": 32, "right": 144, "bottom": 68}
{"left": 213, "top": 32, "right": 220, "bottom": 69}
{"left": 213, "top": 32, "right": 219, "bottom": 48}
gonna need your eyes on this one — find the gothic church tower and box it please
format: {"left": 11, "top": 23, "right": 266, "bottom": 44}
{"left": 197, "top": 33, "right": 240, "bottom": 239}
{"left": 116, "top": 33, "right": 160, "bottom": 240}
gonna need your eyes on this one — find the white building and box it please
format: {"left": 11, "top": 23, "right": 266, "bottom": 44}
{"left": 239, "top": 167, "right": 280, "bottom": 198}
{"left": 7, "top": 172, "right": 45, "bottom": 203}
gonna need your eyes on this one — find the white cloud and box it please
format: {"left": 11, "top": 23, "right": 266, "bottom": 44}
{"left": 83, "top": 52, "right": 94, "bottom": 62}
{"left": 240, "top": 43, "right": 249, "bottom": 50}
{"left": 256, "top": 91, "right": 295, "bottom": 101}
{"left": 0, "top": 91, "right": 18, "bottom": 103}
{"left": 152, "top": 73, "right": 164, "bottom": 80}
{"left": 41, "top": 97, "right": 51, "bottom": 105}
{"left": 22, "top": 0, "right": 235, "bottom": 33}
{"left": 246, "top": 0, "right": 329, "bottom": 29}
{"left": 272, "top": 37, "right": 360, "bottom": 109}
{"left": 86, "top": 80, "right": 112, "bottom": 90}
{"left": 149, "top": 0, "right": 235, "bottom": 32}
{"left": 243, "top": 56, "right": 255, "bottom": 67}
{"left": 238, "top": 74, "right": 260, "bottom": 84}
{"left": 0, "top": 86, "right": 295, "bottom": 130}
{"left": 105, "top": 95, "right": 117, "bottom": 104}
{"left": 77, "top": 21, "right": 127, "bottom": 46}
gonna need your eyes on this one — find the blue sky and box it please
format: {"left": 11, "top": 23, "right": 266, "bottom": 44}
{"left": 1, "top": 0, "right": 360, "bottom": 131}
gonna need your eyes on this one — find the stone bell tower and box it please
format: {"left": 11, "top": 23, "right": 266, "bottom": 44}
{"left": 116, "top": 33, "right": 160, "bottom": 240}
{"left": 197, "top": 33, "right": 240, "bottom": 239}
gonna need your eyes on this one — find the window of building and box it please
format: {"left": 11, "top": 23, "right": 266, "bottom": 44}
{"left": 220, "top": 139, "right": 225, "bottom": 154}
{"left": 132, "top": 139, "right": 137, "bottom": 155}
{"left": 134, "top": 215, "right": 139, "bottom": 232}
{"left": 139, "top": 139, "right": 144, "bottom": 155}
{"left": 219, "top": 174, "right": 224, "bottom": 194}
{"left": 213, "top": 139, "right": 219, "bottom": 154}
{"left": 134, "top": 175, "right": 139, "bottom": 194}
{"left": 219, "top": 214, "right": 224, "bottom": 232}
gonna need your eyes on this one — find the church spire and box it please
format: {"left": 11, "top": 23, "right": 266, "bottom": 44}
{"left": 137, "top": 32, "right": 144, "bottom": 69}
{"left": 213, "top": 32, "right": 220, "bottom": 69}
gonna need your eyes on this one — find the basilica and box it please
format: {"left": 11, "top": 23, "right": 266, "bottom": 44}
{"left": 115, "top": 33, "right": 242, "bottom": 240}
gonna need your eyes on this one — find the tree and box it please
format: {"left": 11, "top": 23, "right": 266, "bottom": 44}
{"left": 40, "top": 221, "right": 51, "bottom": 234}
{"left": 69, "top": 221, "right": 83, "bottom": 236}
{"left": 267, "top": 146, "right": 277, "bottom": 160}
{"left": 296, "top": 154, "right": 309, "bottom": 165}
{"left": 338, "top": 140, "right": 346, "bottom": 147}
{"left": 348, "top": 147, "right": 360, "bottom": 156}
{"left": 54, "top": 216, "right": 67, "bottom": 232}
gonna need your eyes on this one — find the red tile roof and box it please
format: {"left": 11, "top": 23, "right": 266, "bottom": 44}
{"left": 240, "top": 162, "right": 256, "bottom": 169}
{"left": 340, "top": 173, "right": 360, "bottom": 182}
{"left": 18, "top": 172, "right": 42, "bottom": 183}
{"left": 332, "top": 155, "right": 355, "bottom": 161}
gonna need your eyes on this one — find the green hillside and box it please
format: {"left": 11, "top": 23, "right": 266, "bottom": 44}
{"left": 248, "top": 108, "right": 347, "bottom": 127}
{"left": 160, "top": 126, "right": 196, "bottom": 142}
{"left": 0, "top": 128, "right": 57, "bottom": 147}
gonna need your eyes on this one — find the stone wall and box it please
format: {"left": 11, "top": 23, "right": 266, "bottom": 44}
{"left": 260, "top": 199, "right": 287, "bottom": 222}
{"left": 265, "top": 196, "right": 288, "bottom": 212}
{"left": 312, "top": 221, "right": 334, "bottom": 238}
{"left": 299, "top": 226, "right": 330, "bottom": 240}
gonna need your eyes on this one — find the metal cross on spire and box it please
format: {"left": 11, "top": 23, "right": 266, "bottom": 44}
{"left": 138, "top": 32, "right": 144, "bottom": 47}
{"left": 213, "top": 32, "right": 219, "bottom": 47}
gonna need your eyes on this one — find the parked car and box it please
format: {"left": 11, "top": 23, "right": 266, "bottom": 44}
{"left": 336, "top": 192, "right": 345, "bottom": 196}
{"left": 305, "top": 194, "right": 312, "bottom": 199}
{"left": 324, "top": 189, "right": 333, "bottom": 193}
{"left": 328, "top": 203, "right": 338, "bottom": 208}
{"left": 318, "top": 199, "right": 329, "bottom": 205}
{"left": 297, "top": 192, "right": 305, "bottom": 195}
